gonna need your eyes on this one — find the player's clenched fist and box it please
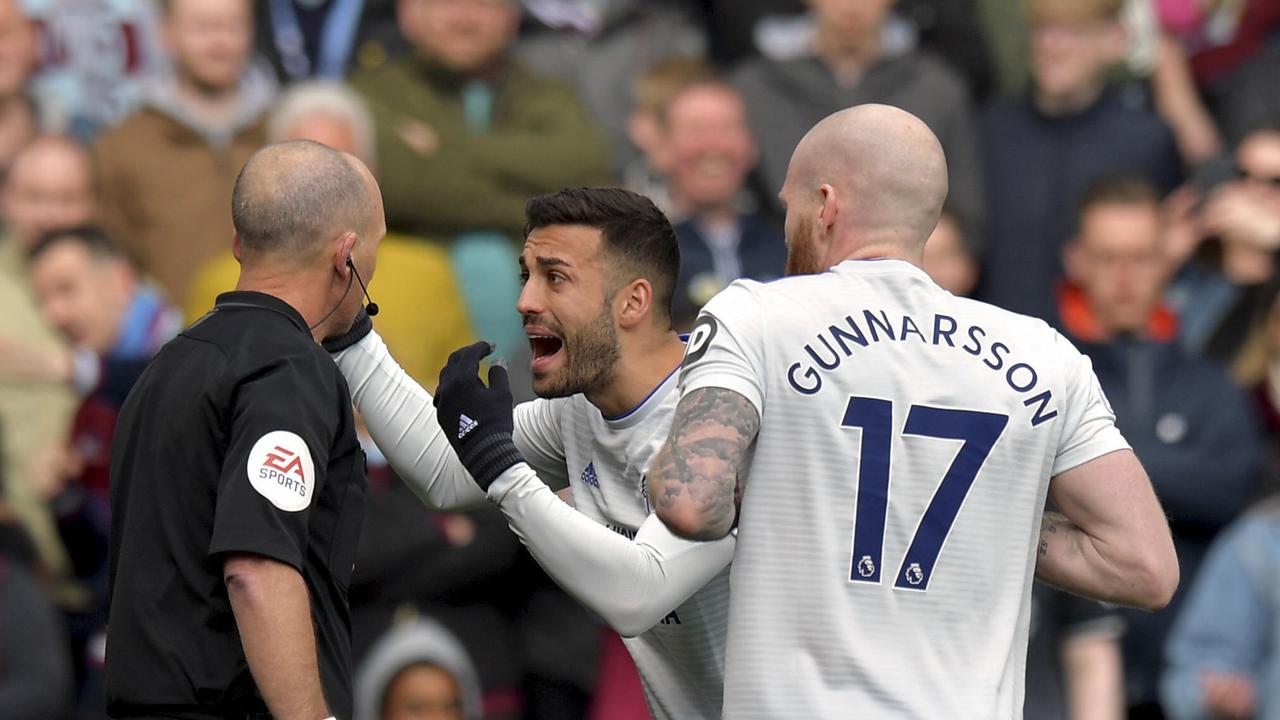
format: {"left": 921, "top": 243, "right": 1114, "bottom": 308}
{"left": 434, "top": 341, "right": 523, "bottom": 490}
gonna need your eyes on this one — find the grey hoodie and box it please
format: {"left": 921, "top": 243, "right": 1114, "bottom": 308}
{"left": 353, "top": 618, "right": 484, "bottom": 720}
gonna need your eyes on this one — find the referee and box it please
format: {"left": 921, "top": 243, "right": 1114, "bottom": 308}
{"left": 105, "top": 141, "right": 384, "bottom": 720}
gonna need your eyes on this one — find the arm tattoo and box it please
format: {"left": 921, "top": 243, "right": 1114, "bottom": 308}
{"left": 651, "top": 387, "right": 760, "bottom": 540}
{"left": 1039, "top": 511, "right": 1084, "bottom": 559}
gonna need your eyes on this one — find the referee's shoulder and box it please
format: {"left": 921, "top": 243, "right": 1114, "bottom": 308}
{"left": 190, "top": 313, "right": 339, "bottom": 383}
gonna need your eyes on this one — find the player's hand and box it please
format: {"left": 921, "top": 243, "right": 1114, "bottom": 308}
{"left": 434, "top": 341, "right": 523, "bottom": 490}
{"left": 321, "top": 307, "right": 373, "bottom": 354}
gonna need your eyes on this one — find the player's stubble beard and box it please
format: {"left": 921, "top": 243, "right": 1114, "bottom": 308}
{"left": 785, "top": 213, "right": 825, "bottom": 276}
{"left": 528, "top": 300, "right": 621, "bottom": 399}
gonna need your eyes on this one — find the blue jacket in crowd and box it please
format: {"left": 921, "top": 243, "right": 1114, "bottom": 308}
{"left": 981, "top": 88, "right": 1182, "bottom": 321}
{"left": 1161, "top": 498, "right": 1280, "bottom": 720}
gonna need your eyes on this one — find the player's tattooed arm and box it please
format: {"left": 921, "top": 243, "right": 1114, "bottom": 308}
{"left": 649, "top": 387, "right": 760, "bottom": 541}
{"left": 1037, "top": 511, "right": 1083, "bottom": 560}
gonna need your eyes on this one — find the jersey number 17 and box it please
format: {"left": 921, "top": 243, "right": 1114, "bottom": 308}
{"left": 841, "top": 396, "right": 1008, "bottom": 592}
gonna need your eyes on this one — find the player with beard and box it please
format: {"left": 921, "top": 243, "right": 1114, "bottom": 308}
{"left": 325, "top": 187, "right": 737, "bottom": 720}
{"left": 648, "top": 104, "right": 1179, "bottom": 718}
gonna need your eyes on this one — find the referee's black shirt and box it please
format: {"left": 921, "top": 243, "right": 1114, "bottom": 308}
{"left": 106, "top": 291, "right": 367, "bottom": 719}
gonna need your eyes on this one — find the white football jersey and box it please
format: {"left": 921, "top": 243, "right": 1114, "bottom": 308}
{"left": 513, "top": 370, "right": 731, "bottom": 720}
{"left": 680, "top": 259, "right": 1129, "bottom": 719}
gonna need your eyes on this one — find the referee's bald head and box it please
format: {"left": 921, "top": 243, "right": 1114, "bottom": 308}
{"left": 232, "top": 140, "right": 374, "bottom": 261}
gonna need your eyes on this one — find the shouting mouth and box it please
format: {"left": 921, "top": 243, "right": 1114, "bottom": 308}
{"left": 526, "top": 326, "right": 564, "bottom": 372}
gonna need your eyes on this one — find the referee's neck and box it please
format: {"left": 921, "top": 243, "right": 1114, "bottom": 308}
{"left": 235, "top": 267, "right": 332, "bottom": 338}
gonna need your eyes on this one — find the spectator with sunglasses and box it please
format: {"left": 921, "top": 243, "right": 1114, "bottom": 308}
{"left": 1165, "top": 125, "right": 1280, "bottom": 368}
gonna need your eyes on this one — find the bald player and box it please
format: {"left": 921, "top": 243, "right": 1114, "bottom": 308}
{"left": 649, "top": 104, "right": 1180, "bottom": 718}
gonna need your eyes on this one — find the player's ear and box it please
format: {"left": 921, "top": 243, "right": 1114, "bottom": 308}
{"left": 231, "top": 232, "right": 243, "bottom": 263}
{"left": 818, "top": 183, "right": 838, "bottom": 232}
{"left": 616, "top": 277, "right": 653, "bottom": 330}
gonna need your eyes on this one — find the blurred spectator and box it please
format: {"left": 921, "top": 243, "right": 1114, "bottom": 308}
{"left": 0, "top": 135, "right": 84, "bottom": 597}
{"left": 980, "top": 0, "right": 1182, "bottom": 322}
{"left": 0, "top": 134, "right": 95, "bottom": 270}
{"left": 1165, "top": 126, "right": 1280, "bottom": 368}
{"left": 26, "top": 226, "right": 179, "bottom": 719}
{"left": 515, "top": 0, "right": 705, "bottom": 175}
{"left": 28, "top": 227, "right": 180, "bottom": 495}
{"left": 1024, "top": 584, "right": 1125, "bottom": 720}
{"left": 254, "top": 0, "right": 404, "bottom": 83}
{"left": 1160, "top": 496, "right": 1280, "bottom": 720}
{"left": 93, "top": 0, "right": 271, "bottom": 307}
{"left": 1155, "top": 0, "right": 1280, "bottom": 144}
{"left": 352, "top": 0, "right": 610, "bottom": 368}
{"left": 355, "top": 617, "right": 482, "bottom": 720}
{"left": 922, "top": 206, "right": 979, "bottom": 297}
{"left": 350, "top": 438, "right": 525, "bottom": 720}
{"left": 0, "top": 0, "right": 38, "bottom": 176}
{"left": 0, "top": 513, "right": 73, "bottom": 720}
{"left": 730, "top": 0, "right": 984, "bottom": 237}
{"left": 1148, "top": 33, "right": 1222, "bottom": 167}
{"left": 23, "top": 0, "right": 165, "bottom": 141}
{"left": 622, "top": 55, "right": 714, "bottom": 215}
{"left": 1059, "top": 177, "right": 1259, "bottom": 719}
{"left": 185, "top": 80, "right": 473, "bottom": 389}
{"left": 1232, "top": 291, "right": 1280, "bottom": 497}
{"left": 660, "top": 76, "right": 784, "bottom": 329}
{"left": 743, "top": 0, "right": 997, "bottom": 101}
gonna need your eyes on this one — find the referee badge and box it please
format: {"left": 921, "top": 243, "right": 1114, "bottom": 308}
{"left": 246, "top": 431, "right": 316, "bottom": 512}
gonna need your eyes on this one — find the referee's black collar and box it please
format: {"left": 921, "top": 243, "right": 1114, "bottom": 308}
{"left": 214, "top": 291, "right": 310, "bottom": 335}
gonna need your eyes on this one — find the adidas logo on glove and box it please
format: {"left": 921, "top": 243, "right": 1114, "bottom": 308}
{"left": 458, "top": 414, "right": 479, "bottom": 440}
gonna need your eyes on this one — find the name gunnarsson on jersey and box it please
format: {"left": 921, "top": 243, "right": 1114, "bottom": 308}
{"left": 785, "top": 308, "right": 1059, "bottom": 427}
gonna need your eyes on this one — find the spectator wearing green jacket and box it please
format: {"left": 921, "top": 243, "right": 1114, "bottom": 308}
{"left": 352, "top": 0, "right": 612, "bottom": 368}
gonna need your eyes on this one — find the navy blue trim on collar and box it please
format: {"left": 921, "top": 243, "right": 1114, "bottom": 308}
{"left": 603, "top": 363, "right": 681, "bottom": 423}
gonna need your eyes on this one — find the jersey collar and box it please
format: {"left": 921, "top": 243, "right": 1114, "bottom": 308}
{"left": 213, "top": 291, "right": 310, "bottom": 335}
{"left": 602, "top": 364, "right": 681, "bottom": 430}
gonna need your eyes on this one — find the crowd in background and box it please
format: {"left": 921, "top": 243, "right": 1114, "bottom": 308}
{"left": 0, "top": 0, "right": 1277, "bottom": 718}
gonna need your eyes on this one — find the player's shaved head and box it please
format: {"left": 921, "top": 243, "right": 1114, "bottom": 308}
{"left": 780, "top": 104, "right": 949, "bottom": 273}
{"left": 232, "top": 140, "right": 373, "bottom": 259}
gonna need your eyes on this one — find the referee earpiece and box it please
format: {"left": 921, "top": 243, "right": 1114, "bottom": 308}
{"left": 347, "top": 256, "right": 379, "bottom": 316}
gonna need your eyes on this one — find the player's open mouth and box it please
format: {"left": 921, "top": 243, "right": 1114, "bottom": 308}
{"left": 527, "top": 327, "right": 564, "bottom": 370}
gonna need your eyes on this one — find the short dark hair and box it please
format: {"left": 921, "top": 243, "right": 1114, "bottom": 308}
{"left": 1077, "top": 176, "right": 1160, "bottom": 223}
{"left": 28, "top": 225, "right": 127, "bottom": 266}
{"left": 232, "top": 140, "right": 371, "bottom": 256}
{"left": 524, "top": 187, "right": 680, "bottom": 322}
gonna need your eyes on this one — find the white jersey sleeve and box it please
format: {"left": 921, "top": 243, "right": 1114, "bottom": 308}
{"left": 487, "top": 463, "right": 736, "bottom": 637}
{"left": 679, "top": 282, "right": 767, "bottom": 412}
{"left": 334, "top": 331, "right": 486, "bottom": 509}
{"left": 335, "top": 332, "right": 573, "bottom": 505}
{"left": 512, "top": 399, "right": 571, "bottom": 492}
{"left": 1049, "top": 333, "right": 1130, "bottom": 475}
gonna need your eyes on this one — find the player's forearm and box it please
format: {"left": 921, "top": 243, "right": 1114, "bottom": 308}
{"left": 651, "top": 388, "right": 759, "bottom": 541}
{"left": 1034, "top": 512, "right": 1176, "bottom": 610}
{"left": 224, "top": 554, "right": 329, "bottom": 720}
{"left": 490, "top": 463, "right": 735, "bottom": 637}
{"left": 334, "top": 331, "right": 485, "bottom": 509}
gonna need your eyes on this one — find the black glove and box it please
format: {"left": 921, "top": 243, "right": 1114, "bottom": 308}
{"left": 434, "top": 341, "right": 523, "bottom": 490}
{"left": 321, "top": 307, "right": 373, "bottom": 354}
